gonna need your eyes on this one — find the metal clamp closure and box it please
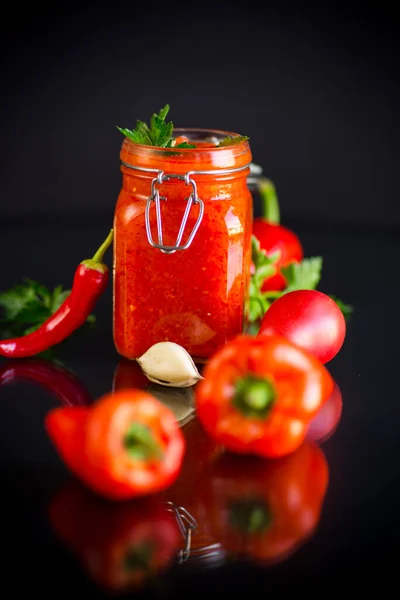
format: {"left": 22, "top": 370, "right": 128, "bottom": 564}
{"left": 145, "top": 170, "right": 205, "bottom": 254}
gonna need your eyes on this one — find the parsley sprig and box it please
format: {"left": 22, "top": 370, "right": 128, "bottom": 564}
{"left": 247, "top": 238, "right": 352, "bottom": 329}
{"left": 0, "top": 278, "right": 95, "bottom": 339}
{"left": 117, "top": 104, "right": 196, "bottom": 149}
{"left": 117, "top": 104, "right": 249, "bottom": 149}
{"left": 247, "top": 238, "right": 325, "bottom": 325}
{"left": 247, "top": 180, "right": 353, "bottom": 329}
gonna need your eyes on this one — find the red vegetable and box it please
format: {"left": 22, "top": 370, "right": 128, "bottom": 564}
{"left": 0, "top": 230, "right": 113, "bottom": 358}
{"left": 45, "top": 406, "right": 91, "bottom": 477}
{"left": 252, "top": 178, "right": 303, "bottom": 291}
{"left": 196, "top": 334, "right": 334, "bottom": 458}
{"left": 0, "top": 358, "right": 93, "bottom": 406}
{"left": 46, "top": 389, "right": 186, "bottom": 501}
{"left": 258, "top": 289, "right": 346, "bottom": 364}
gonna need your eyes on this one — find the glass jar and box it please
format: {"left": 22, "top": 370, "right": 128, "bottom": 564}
{"left": 113, "top": 129, "right": 253, "bottom": 361}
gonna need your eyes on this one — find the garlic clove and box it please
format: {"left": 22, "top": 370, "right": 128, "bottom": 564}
{"left": 147, "top": 383, "right": 196, "bottom": 426}
{"left": 137, "top": 341, "right": 203, "bottom": 388}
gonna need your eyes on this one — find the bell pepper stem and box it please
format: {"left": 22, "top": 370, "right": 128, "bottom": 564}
{"left": 124, "top": 422, "right": 163, "bottom": 460}
{"left": 258, "top": 178, "right": 280, "bottom": 224}
{"left": 92, "top": 229, "right": 114, "bottom": 264}
{"left": 233, "top": 375, "right": 276, "bottom": 419}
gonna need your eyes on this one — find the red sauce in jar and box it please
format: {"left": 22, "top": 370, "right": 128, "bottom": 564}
{"left": 113, "top": 129, "right": 252, "bottom": 360}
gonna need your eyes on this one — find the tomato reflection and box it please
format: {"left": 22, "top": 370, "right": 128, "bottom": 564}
{"left": 306, "top": 382, "right": 343, "bottom": 444}
{"left": 187, "top": 440, "right": 329, "bottom": 565}
{"left": 48, "top": 481, "right": 181, "bottom": 593}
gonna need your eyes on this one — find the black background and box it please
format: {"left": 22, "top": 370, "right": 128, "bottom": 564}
{"left": 1, "top": 1, "right": 400, "bottom": 595}
{"left": 1, "top": 1, "right": 399, "bottom": 228}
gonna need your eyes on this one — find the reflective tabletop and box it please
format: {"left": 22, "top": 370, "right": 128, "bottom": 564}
{"left": 1, "top": 213, "right": 398, "bottom": 595}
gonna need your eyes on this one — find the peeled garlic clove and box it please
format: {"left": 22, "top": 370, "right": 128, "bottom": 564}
{"left": 137, "top": 341, "right": 203, "bottom": 388}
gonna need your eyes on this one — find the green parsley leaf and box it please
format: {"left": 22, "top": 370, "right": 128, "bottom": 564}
{"left": 280, "top": 257, "right": 323, "bottom": 293}
{"left": 329, "top": 295, "right": 354, "bottom": 320}
{"left": 246, "top": 246, "right": 324, "bottom": 325}
{"left": 117, "top": 104, "right": 197, "bottom": 149}
{"left": 218, "top": 135, "right": 249, "bottom": 147}
{"left": 246, "top": 236, "right": 280, "bottom": 323}
{"left": 0, "top": 282, "right": 39, "bottom": 321}
{"left": 0, "top": 278, "right": 94, "bottom": 340}
{"left": 251, "top": 236, "right": 280, "bottom": 288}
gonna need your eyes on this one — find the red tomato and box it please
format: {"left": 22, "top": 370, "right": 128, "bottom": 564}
{"left": 258, "top": 290, "right": 346, "bottom": 364}
{"left": 252, "top": 219, "right": 303, "bottom": 291}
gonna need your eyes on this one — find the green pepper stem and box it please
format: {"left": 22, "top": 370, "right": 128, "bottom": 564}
{"left": 124, "top": 422, "right": 163, "bottom": 461}
{"left": 258, "top": 178, "right": 280, "bottom": 224}
{"left": 92, "top": 229, "right": 114, "bottom": 264}
{"left": 233, "top": 375, "right": 276, "bottom": 420}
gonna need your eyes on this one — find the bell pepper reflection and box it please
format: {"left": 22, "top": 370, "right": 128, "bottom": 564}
{"left": 48, "top": 482, "right": 182, "bottom": 593}
{"left": 181, "top": 440, "right": 329, "bottom": 565}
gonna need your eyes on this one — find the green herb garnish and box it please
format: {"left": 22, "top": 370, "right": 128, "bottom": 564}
{"left": 218, "top": 135, "right": 249, "bottom": 147}
{"left": 329, "top": 295, "right": 354, "bottom": 321}
{"left": 117, "top": 104, "right": 197, "bottom": 149}
{"left": 0, "top": 278, "right": 95, "bottom": 339}
{"left": 280, "top": 257, "right": 323, "bottom": 293}
{"left": 247, "top": 237, "right": 352, "bottom": 328}
{"left": 247, "top": 237, "right": 280, "bottom": 323}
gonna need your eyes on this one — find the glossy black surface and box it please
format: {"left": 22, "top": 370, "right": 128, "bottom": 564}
{"left": 1, "top": 210, "right": 399, "bottom": 594}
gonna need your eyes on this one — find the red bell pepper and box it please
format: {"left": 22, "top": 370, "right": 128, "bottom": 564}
{"left": 196, "top": 334, "right": 334, "bottom": 458}
{"left": 45, "top": 406, "right": 90, "bottom": 478}
{"left": 45, "top": 389, "right": 186, "bottom": 501}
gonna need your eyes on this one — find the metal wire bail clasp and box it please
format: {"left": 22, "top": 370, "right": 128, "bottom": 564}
{"left": 145, "top": 171, "right": 205, "bottom": 254}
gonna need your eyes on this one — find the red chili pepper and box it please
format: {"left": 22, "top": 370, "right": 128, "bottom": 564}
{"left": 196, "top": 334, "right": 334, "bottom": 458}
{"left": 48, "top": 481, "right": 181, "bottom": 593}
{"left": 45, "top": 389, "right": 186, "bottom": 501}
{"left": 0, "top": 230, "right": 113, "bottom": 358}
{"left": 252, "top": 178, "right": 303, "bottom": 291}
{"left": 0, "top": 358, "right": 93, "bottom": 406}
{"left": 191, "top": 441, "right": 329, "bottom": 565}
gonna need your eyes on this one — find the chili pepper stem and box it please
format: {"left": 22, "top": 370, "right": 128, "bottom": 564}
{"left": 258, "top": 178, "right": 280, "bottom": 224}
{"left": 233, "top": 375, "right": 276, "bottom": 419}
{"left": 92, "top": 229, "right": 114, "bottom": 263}
{"left": 81, "top": 229, "right": 114, "bottom": 272}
